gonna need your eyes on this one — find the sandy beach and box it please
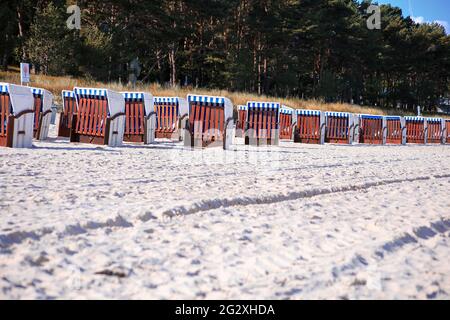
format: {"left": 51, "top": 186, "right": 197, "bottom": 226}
{"left": 0, "top": 125, "right": 449, "bottom": 299}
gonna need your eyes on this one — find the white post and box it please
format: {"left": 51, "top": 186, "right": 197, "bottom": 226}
{"left": 351, "top": 114, "right": 360, "bottom": 144}
{"left": 223, "top": 119, "right": 234, "bottom": 150}
{"left": 382, "top": 116, "right": 387, "bottom": 145}
{"left": 442, "top": 119, "right": 447, "bottom": 144}
{"left": 423, "top": 118, "right": 428, "bottom": 145}
{"left": 319, "top": 112, "right": 326, "bottom": 145}
{"left": 400, "top": 117, "right": 407, "bottom": 145}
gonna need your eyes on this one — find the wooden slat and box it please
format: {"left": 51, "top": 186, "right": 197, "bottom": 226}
{"left": 238, "top": 110, "right": 246, "bottom": 131}
{"left": 427, "top": 121, "right": 441, "bottom": 143}
{"left": 0, "top": 94, "right": 5, "bottom": 136}
{"left": 386, "top": 119, "right": 402, "bottom": 144}
{"left": 446, "top": 121, "right": 450, "bottom": 141}
{"left": 360, "top": 118, "right": 383, "bottom": 144}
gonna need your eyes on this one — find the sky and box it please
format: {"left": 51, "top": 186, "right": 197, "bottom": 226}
{"left": 375, "top": 0, "right": 449, "bottom": 33}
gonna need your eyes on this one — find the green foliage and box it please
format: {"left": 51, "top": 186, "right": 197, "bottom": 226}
{"left": 24, "top": 2, "right": 80, "bottom": 75}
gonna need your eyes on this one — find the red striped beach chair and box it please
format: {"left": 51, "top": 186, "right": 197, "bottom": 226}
{"left": 71, "top": 87, "right": 125, "bottom": 147}
{"left": 426, "top": 118, "right": 444, "bottom": 144}
{"left": 245, "top": 102, "right": 280, "bottom": 146}
{"left": 405, "top": 116, "right": 426, "bottom": 144}
{"left": 358, "top": 115, "right": 385, "bottom": 145}
{"left": 0, "top": 82, "right": 34, "bottom": 148}
{"left": 31, "top": 87, "right": 53, "bottom": 141}
{"left": 236, "top": 105, "right": 247, "bottom": 138}
{"left": 294, "top": 109, "right": 326, "bottom": 144}
{"left": 185, "top": 94, "right": 234, "bottom": 149}
{"left": 279, "top": 106, "right": 296, "bottom": 140}
{"left": 122, "top": 92, "right": 156, "bottom": 144}
{"left": 154, "top": 97, "right": 188, "bottom": 140}
{"left": 385, "top": 116, "right": 406, "bottom": 145}
{"left": 325, "top": 112, "right": 357, "bottom": 144}
{"left": 58, "top": 90, "right": 77, "bottom": 138}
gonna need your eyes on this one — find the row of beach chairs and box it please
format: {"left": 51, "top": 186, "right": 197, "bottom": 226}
{"left": 0, "top": 83, "right": 235, "bottom": 149}
{"left": 237, "top": 104, "right": 450, "bottom": 146}
{"left": 1, "top": 82, "right": 449, "bottom": 149}
{"left": 57, "top": 89, "right": 234, "bottom": 148}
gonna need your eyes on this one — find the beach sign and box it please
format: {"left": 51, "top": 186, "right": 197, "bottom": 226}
{"left": 20, "top": 63, "right": 30, "bottom": 85}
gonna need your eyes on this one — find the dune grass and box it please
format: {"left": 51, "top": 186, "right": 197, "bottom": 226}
{"left": 0, "top": 67, "right": 439, "bottom": 117}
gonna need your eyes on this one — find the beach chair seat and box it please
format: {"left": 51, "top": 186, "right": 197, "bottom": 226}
{"left": 385, "top": 116, "right": 406, "bottom": 145}
{"left": 426, "top": 118, "right": 444, "bottom": 144}
{"left": 236, "top": 105, "right": 247, "bottom": 138}
{"left": 245, "top": 102, "right": 280, "bottom": 146}
{"left": 405, "top": 117, "right": 426, "bottom": 144}
{"left": 122, "top": 92, "right": 156, "bottom": 144}
{"left": 185, "top": 95, "right": 234, "bottom": 149}
{"left": 0, "top": 82, "right": 34, "bottom": 148}
{"left": 325, "top": 112, "right": 357, "bottom": 144}
{"left": 58, "top": 90, "right": 77, "bottom": 138}
{"left": 279, "top": 106, "right": 296, "bottom": 140}
{"left": 294, "top": 109, "right": 325, "bottom": 144}
{"left": 154, "top": 97, "right": 188, "bottom": 140}
{"left": 358, "top": 115, "right": 384, "bottom": 145}
{"left": 31, "top": 87, "right": 53, "bottom": 141}
{"left": 71, "top": 88, "right": 125, "bottom": 147}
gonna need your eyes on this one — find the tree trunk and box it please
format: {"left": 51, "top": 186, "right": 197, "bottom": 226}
{"left": 169, "top": 46, "right": 176, "bottom": 87}
{"left": 16, "top": 6, "right": 26, "bottom": 60}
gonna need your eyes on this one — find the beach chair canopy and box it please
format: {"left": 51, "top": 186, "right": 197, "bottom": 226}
{"left": 122, "top": 92, "right": 154, "bottom": 116}
{"left": 296, "top": 109, "right": 321, "bottom": 116}
{"left": 359, "top": 114, "right": 383, "bottom": 120}
{"left": 62, "top": 90, "right": 76, "bottom": 98}
{"left": 281, "top": 105, "right": 296, "bottom": 123}
{"left": 247, "top": 101, "right": 281, "bottom": 112}
{"left": 326, "top": 111, "right": 350, "bottom": 118}
{"left": 405, "top": 116, "right": 425, "bottom": 122}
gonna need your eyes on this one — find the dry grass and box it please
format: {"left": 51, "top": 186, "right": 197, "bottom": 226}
{"left": 0, "top": 68, "right": 439, "bottom": 117}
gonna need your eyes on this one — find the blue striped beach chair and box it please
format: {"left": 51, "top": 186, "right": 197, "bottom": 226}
{"left": 122, "top": 92, "right": 156, "bottom": 144}
{"left": 426, "top": 117, "right": 445, "bottom": 144}
{"left": 154, "top": 97, "right": 188, "bottom": 140}
{"left": 358, "top": 114, "right": 385, "bottom": 145}
{"left": 325, "top": 112, "right": 356, "bottom": 144}
{"left": 385, "top": 116, "right": 406, "bottom": 145}
{"left": 245, "top": 101, "right": 280, "bottom": 146}
{"left": 186, "top": 94, "right": 234, "bottom": 149}
{"left": 71, "top": 87, "right": 125, "bottom": 147}
{"left": 279, "top": 106, "right": 296, "bottom": 140}
{"left": 0, "top": 82, "right": 34, "bottom": 148}
{"left": 405, "top": 116, "right": 426, "bottom": 144}
{"left": 236, "top": 105, "right": 247, "bottom": 138}
{"left": 294, "top": 109, "right": 325, "bottom": 144}
{"left": 58, "top": 90, "right": 77, "bottom": 138}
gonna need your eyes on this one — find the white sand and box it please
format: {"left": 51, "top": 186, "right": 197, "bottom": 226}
{"left": 0, "top": 124, "right": 449, "bottom": 299}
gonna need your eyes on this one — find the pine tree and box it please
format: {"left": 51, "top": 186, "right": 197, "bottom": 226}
{"left": 24, "top": 2, "right": 80, "bottom": 75}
